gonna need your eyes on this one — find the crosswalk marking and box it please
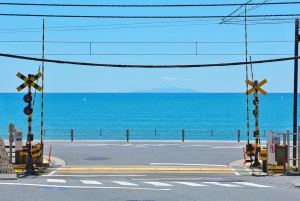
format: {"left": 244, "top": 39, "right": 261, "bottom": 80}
{"left": 203, "top": 182, "right": 242, "bottom": 187}
{"left": 174, "top": 182, "right": 206, "bottom": 187}
{"left": 47, "top": 179, "right": 66, "bottom": 183}
{"left": 80, "top": 180, "right": 103, "bottom": 185}
{"left": 234, "top": 182, "right": 274, "bottom": 188}
{"left": 112, "top": 181, "right": 138, "bottom": 186}
{"left": 44, "top": 179, "right": 274, "bottom": 188}
{"left": 143, "top": 182, "right": 174, "bottom": 187}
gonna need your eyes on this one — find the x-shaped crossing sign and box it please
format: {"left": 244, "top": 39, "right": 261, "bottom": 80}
{"left": 16, "top": 72, "right": 43, "bottom": 92}
{"left": 245, "top": 79, "right": 267, "bottom": 95}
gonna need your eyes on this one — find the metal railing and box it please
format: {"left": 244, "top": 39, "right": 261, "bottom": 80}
{"left": 0, "top": 129, "right": 272, "bottom": 142}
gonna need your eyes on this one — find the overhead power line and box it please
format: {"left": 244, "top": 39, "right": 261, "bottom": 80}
{"left": 1, "top": 13, "right": 300, "bottom": 18}
{"left": 0, "top": 40, "right": 296, "bottom": 44}
{"left": 220, "top": 0, "right": 252, "bottom": 24}
{"left": 0, "top": 2, "right": 299, "bottom": 7}
{"left": 221, "top": 0, "right": 269, "bottom": 24}
{"left": 0, "top": 52, "right": 298, "bottom": 68}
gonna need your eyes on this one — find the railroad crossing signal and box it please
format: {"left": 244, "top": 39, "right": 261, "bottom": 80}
{"left": 23, "top": 93, "right": 33, "bottom": 115}
{"left": 16, "top": 72, "right": 43, "bottom": 92}
{"left": 16, "top": 72, "right": 43, "bottom": 175}
{"left": 245, "top": 79, "right": 267, "bottom": 95}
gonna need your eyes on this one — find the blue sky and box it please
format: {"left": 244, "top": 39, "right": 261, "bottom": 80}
{"left": 0, "top": 0, "right": 299, "bottom": 93}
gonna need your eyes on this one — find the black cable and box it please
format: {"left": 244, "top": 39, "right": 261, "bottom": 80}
{"left": 0, "top": 13, "right": 300, "bottom": 18}
{"left": 222, "top": 0, "right": 270, "bottom": 24}
{"left": 0, "top": 40, "right": 296, "bottom": 43}
{"left": 220, "top": 0, "right": 252, "bottom": 24}
{"left": 0, "top": 18, "right": 292, "bottom": 32}
{"left": 0, "top": 52, "right": 298, "bottom": 68}
{"left": 0, "top": 2, "right": 299, "bottom": 7}
{"left": 3, "top": 53, "right": 294, "bottom": 56}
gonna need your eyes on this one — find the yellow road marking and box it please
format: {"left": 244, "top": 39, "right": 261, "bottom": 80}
{"left": 54, "top": 166, "right": 234, "bottom": 174}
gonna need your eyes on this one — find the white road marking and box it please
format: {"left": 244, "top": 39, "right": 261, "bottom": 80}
{"left": 144, "top": 182, "right": 174, "bottom": 187}
{"left": 0, "top": 183, "right": 170, "bottom": 191}
{"left": 47, "top": 179, "right": 66, "bottom": 183}
{"left": 174, "top": 182, "right": 206, "bottom": 187}
{"left": 204, "top": 182, "right": 242, "bottom": 187}
{"left": 46, "top": 165, "right": 64, "bottom": 176}
{"left": 230, "top": 167, "right": 240, "bottom": 176}
{"left": 42, "top": 174, "right": 146, "bottom": 177}
{"left": 180, "top": 145, "right": 211, "bottom": 147}
{"left": 150, "top": 163, "right": 228, "bottom": 167}
{"left": 211, "top": 146, "right": 243, "bottom": 149}
{"left": 234, "top": 182, "right": 274, "bottom": 188}
{"left": 80, "top": 180, "right": 103, "bottom": 185}
{"left": 112, "top": 181, "right": 139, "bottom": 186}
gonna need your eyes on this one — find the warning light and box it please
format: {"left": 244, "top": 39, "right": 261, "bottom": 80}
{"left": 23, "top": 93, "right": 32, "bottom": 115}
{"left": 23, "top": 93, "right": 32, "bottom": 103}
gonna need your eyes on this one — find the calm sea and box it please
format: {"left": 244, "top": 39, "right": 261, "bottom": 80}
{"left": 0, "top": 93, "right": 298, "bottom": 141}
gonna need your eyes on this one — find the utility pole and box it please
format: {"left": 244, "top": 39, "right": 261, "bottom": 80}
{"left": 293, "top": 19, "right": 299, "bottom": 167}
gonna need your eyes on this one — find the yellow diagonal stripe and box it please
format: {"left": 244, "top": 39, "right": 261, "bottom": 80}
{"left": 258, "top": 79, "right": 267, "bottom": 87}
{"left": 30, "top": 83, "right": 42, "bottom": 91}
{"left": 16, "top": 72, "right": 23, "bottom": 78}
{"left": 245, "top": 79, "right": 253, "bottom": 86}
{"left": 245, "top": 88, "right": 255, "bottom": 95}
{"left": 258, "top": 88, "right": 267, "bottom": 95}
{"left": 16, "top": 83, "right": 28, "bottom": 92}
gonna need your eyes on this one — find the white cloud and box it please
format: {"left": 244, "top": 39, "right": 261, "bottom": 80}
{"left": 162, "top": 77, "right": 179, "bottom": 80}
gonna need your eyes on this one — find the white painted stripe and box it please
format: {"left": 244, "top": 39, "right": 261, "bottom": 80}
{"left": 230, "top": 168, "right": 240, "bottom": 176}
{"left": 0, "top": 182, "right": 170, "bottom": 191}
{"left": 234, "top": 182, "right": 274, "bottom": 188}
{"left": 211, "top": 146, "right": 243, "bottom": 149}
{"left": 144, "top": 182, "right": 174, "bottom": 187}
{"left": 80, "top": 180, "right": 102, "bottom": 185}
{"left": 47, "top": 179, "right": 66, "bottom": 183}
{"left": 46, "top": 165, "right": 64, "bottom": 176}
{"left": 150, "top": 163, "right": 228, "bottom": 167}
{"left": 180, "top": 145, "right": 211, "bottom": 147}
{"left": 204, "top": 182, "right": 242, "bottom": 187}
{"left": 244, "top": 168, "right": 252, "bottom": 174}
{"left": 174, "top": 182, "right": 206, "bottom": 187}
{"left": 112, "top": 181, "right": 138, "bottom": 186}
{"left": 47, "top": 171, "right": 56, "bottom": 176}
{"left": 42, "top": 174, "right": 146, "bottom": 177}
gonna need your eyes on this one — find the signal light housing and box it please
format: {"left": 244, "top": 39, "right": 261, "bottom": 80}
{"left": 23, "top": 93, "right": 32, "bottom": 115}
{"left": 24, "top": 106, "right": 33, "bottom": 115}
{"left": 23, "top": 93, "right": 32, "bottom": 103}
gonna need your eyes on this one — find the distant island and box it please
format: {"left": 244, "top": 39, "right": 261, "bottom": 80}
{"left": 130, "top": 87, "right": 199, "bottom": 93}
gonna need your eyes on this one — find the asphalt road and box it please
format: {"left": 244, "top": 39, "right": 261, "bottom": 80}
{"left": 1, "top": 140, "right": 300, "bottom": 201}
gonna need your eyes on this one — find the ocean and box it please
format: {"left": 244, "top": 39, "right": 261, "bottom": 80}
{"left": 0, "top": 93, "right": 297, "bottom": 141}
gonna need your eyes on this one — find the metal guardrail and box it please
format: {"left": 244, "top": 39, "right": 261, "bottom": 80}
{"left": 0, "top": 129, "right": 273, "bottom": 141}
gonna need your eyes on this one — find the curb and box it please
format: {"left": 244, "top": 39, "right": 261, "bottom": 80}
{"left": 0, "top": 174, "right": 17, "bottom": 180}
{"left": 294, "top": 183, "right": 300, "bottom": 188}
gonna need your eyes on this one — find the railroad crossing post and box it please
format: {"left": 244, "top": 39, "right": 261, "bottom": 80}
{"left": 245, "top": 79, "right": 267, "bottom": 167}
{"left": 16, "top": 72, "right": 42, "bottom": 174}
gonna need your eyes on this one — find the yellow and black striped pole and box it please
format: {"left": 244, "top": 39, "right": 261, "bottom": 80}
{"left": 26, "top": 74, "right": 35, "bottom": 173}
{"left": 252, "top": 80, "right": 260, "bottom": 166}
{"left": 244, "top": 5, "right": 250, "bottom": 145}
{"left": 41, "top": 19, "right": 45, "bottom": 144}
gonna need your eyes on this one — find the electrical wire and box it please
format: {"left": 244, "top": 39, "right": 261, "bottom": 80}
{"left": 0, "top": 52, "right": 298, "bottom": 68}
{"left": 0, "top": 13, "right": 300, "bottom": 19}
{"left": 0, "top": 2, "right": 299, "bottom": 7}
{"left": 220, "top": 0, "right": 252, "bottom": 24}
{"left": 0, "top": 40, "right": 296, "bottom": 44}
{"left": 222, "top": 0, "right": 271, "bottom": 24}
{"left": 3, "top": 53, "right": 294, "bottom": 56}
